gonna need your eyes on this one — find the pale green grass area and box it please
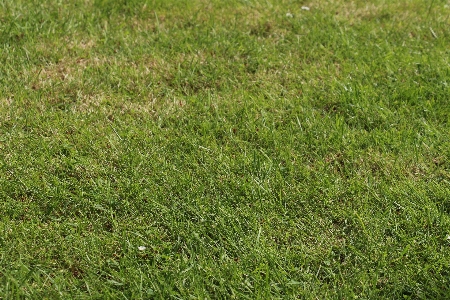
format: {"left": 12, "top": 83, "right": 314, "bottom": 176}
{"left": 1, "top": 0, "right": 450, "bottom": 298}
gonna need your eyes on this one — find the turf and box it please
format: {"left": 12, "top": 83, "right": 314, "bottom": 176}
{"left": 1, "top": 0, "right": 450, "bottom": 298}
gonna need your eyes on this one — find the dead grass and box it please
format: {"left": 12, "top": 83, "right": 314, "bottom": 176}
{"left": 305, "top": 0, "right": 446, "bottom": 24}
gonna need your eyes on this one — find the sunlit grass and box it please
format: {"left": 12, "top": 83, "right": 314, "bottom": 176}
{"left": 1, "top": 0, "right": 450, "bottom": 298}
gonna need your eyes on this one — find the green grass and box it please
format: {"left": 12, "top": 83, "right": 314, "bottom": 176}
{"left": 1, "top": 0, "right": 450, "bottom": 298}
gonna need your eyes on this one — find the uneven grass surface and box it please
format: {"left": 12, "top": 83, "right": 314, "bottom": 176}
{"left": 1, "top": 0, "right": 450, "bottom": 298}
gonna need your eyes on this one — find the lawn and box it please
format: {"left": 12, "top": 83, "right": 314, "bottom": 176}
{"left": 1, "top": 0, "right": 450, "bottom": 298}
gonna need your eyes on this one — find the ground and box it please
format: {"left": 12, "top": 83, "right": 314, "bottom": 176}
{"left": 1, "top": 0, "right": 450, "bottom": 298}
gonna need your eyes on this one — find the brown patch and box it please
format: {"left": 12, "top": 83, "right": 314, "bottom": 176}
{"left": 69, "top": 265, "right": 84, "bottom": 279}
{"left": 28, "top": 56, "right": 108, "bottom": 90}
{"left": 325, "top": 152, "right": 347, "bottom": 176}
{"left": 250, "top": 21, "right": 273, "bottom": 37}
{"left": 307, "top": 0, "right": 442, "bottom": 24}
{"left": 0, "top": 97, "right": 13, "bottom": 109}
{"left": 323, "top": 102, "right": 341, "bottom": 114}
{"left": 71, "top": 92, "right": 183, "bottom": 119}
{"left": 77, "top": 39, "right": 96, "bottom": 50}
{"left": 72, "top": 94, "right": 108, "bottom": 114}
{"left": 433, "top": 157, "right": 444, "bottom": 167}
{"left": 409, "top": 164, "right": 426, "bottom": 179}
{"left": 327, "top": 1, "right": 384, "bottom": 22}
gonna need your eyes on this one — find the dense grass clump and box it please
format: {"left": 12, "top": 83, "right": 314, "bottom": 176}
{"left": 1, "top": 0, "right": 450, "bottom": 298}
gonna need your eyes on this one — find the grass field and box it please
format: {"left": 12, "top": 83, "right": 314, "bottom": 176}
{"left": 1, "top": 0, "right": 450, "bottom": 298}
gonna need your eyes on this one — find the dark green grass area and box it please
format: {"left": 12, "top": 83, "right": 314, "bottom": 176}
{"left": 1, "top": 0, "right": 450, "bottom": 298}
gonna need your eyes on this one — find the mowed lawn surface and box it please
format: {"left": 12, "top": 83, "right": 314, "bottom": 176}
{"left": 1, "top": 0, "right": 450, "bottom": 298}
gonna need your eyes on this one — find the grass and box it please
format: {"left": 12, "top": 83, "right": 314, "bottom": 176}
{"left": 1, "top": 0, "right": 450, "bottom": 298}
